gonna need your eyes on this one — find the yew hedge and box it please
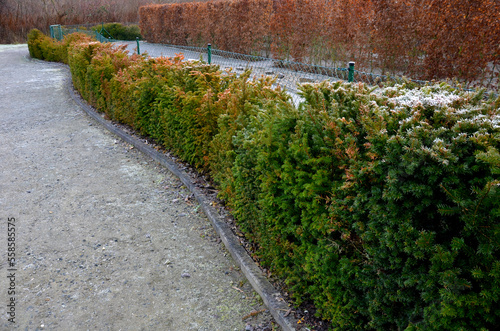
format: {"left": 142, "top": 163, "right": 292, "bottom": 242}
{"left": 90, "top": 23, "right": 142, "bottom": 41}
{"left": 29, "top": 30, "right": 500, "bottom": 329}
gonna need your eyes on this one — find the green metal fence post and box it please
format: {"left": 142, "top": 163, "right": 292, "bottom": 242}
{"left": 136, "top": 37, "right": 140, "bottom": 55}
{"left": 348, "top": 61, "right": 355, "bottom": 83}
{"left": 50, "top": 24, "right": 63, "bottom": 41}
{"left": 207, "top": 43, "right": 212, "bottom": 64}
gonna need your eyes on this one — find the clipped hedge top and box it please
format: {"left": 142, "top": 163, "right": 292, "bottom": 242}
{"left": 28, "top": 28, "right": 500, "bottom": 329}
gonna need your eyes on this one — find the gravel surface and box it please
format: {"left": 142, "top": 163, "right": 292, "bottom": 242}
{"left": 0, "top": 44, "right": 278, "bottom": 330}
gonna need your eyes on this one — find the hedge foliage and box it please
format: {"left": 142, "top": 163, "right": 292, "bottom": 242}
{"left": 27, "top": 29, "right": 94, "bottom": 64}
{"left": 90, "top": 23, "right": 142, "bottom": 41}
{"left": 139, "top": 0, "right": 272, "bottom": 56}
{"left": 139, "top": 0, "right": 500, "bottom": 89}
{"left": 29, "top": 30, "right": 500, "bottom": 329}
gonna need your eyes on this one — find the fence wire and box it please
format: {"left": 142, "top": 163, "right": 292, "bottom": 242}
{"left": 115, "top": 41, "right": 441, "bottom": 104}
{"left": 52, "top": 25, "right": 117, "bottom": 43}
{"left": 49, "top": 27, "right": 491, "bottom": 103}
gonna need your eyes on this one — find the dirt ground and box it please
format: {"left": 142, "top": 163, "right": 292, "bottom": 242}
{"left": 0, "top": 44, "right": 278, "bottom": 330}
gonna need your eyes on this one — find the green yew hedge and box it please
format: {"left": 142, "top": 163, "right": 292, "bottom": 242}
{"left": 29, "top": 30, "right": 500, "bottom": 330}
{"left": 91, "top": 23, "right": 142, "bottom": 41}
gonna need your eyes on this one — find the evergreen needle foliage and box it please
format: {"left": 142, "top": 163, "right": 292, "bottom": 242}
{"left": 29, "top": 30, "right": 500, "bottom": 329}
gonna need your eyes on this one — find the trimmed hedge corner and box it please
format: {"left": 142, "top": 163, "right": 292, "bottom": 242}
{"left": 28, "top": 29, "right": 500, "bottom": 329}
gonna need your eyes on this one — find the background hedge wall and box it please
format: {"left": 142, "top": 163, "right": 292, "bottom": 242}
{"left": 139, "top": 0, "right": 500, "bottom": 90}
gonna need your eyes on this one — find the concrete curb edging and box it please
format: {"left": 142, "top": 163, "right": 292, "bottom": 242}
{"left": 66, "top": 77, "right": 298, "bottom": 331}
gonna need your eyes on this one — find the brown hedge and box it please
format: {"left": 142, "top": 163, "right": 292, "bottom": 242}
{"left": 139, "top": 0, "right": 273, "bottom": 56}
{"left": 139, "top": 0, "right": 500, "bottom": 89}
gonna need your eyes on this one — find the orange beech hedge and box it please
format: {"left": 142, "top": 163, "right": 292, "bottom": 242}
{"left": 140, "top": 0, "right": 500, "bottom": 89}
{"left": 139, "top": 0, "right": 273, "bottom": 55}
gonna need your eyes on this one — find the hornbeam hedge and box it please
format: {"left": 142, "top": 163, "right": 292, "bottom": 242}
{"left": 139, "top": 0, "right": 500, "bottom": 90}
{"left": 29, "top": 30, "right": 500, "bottom": 329}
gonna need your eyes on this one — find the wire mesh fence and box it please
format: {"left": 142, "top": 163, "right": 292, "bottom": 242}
{"left": 49, "top": 26, "right": 493, "bottom": 104}
{"left": 115, "top": 41, "right": 439, "bottom": 104}
{"left": 51, "top": 24, "right": 117, "bottom": 43}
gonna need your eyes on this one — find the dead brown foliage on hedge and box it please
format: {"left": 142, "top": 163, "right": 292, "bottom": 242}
{"left": 0, "top": 0, "right": 166, "bottom": 43}
{"left": 140, "top": 0, "right": 500, "bottom": 89}
{"left": 140, "top": 0, "right": 273, "bottom": 56}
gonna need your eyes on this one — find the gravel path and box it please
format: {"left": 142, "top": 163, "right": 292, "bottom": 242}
{"left": 0, "top": 45, "right": 278, "bottom": 330}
